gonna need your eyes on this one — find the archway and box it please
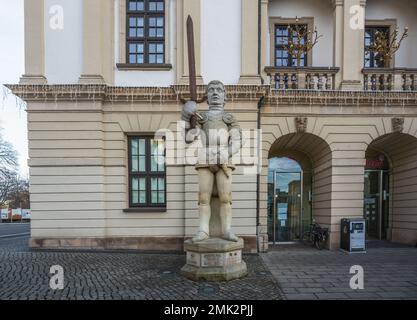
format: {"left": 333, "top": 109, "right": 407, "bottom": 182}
{"left": 366, "top": 133, "right": 417, "bottom": 245}
{"left": 267, "top": 133, "right": 333, "bottom": 245}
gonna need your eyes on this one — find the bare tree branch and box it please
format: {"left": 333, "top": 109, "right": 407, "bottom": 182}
{"left": 0, "top": 130, "right": 19, "bottom": 207}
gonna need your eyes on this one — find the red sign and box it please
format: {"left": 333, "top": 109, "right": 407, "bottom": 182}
{"left": 366, "top": 158, "right": 385, "bottom": 169}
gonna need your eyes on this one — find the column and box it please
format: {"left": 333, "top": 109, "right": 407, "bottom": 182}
{"left": 20, "top": 0, "right": 47, "bottom": 84}
{"left": 260, "top": 0, "right": 269, "bottom": 84}
{"left": 176, "top": 0, "right": 203, "bottom": 84}
{"left": 333, "top": 0, "right": 344, "bottom": 89}
{"left": 339, "top": 0, "right": 366, "bottom": 90}
{"left": 239, "top": 0, "right": 261, "bottom": 85}
{"left": 79, "top": 0, "right": 114, "bottom": 85}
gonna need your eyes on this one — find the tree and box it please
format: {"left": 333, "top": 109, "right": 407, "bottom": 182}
{"left": 0, "top": 129, "right": 18, "bottom": 207}
{"left": 7, "top": 177, "right": 30, "bottom": 209}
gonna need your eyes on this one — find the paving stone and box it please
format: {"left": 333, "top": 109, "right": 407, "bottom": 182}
{"left": 377, "top": 292, "right": 417, "bottom": 299}
{"left": 296, "top": 287, "right": 326, "bottom": 294}
{"left": 285, "top": 293, "right": 317, "bottom": 300}
{"left": 314, "top": 293, "right": 349, "bottom": 299}
{"left": 0, "top": 236, "right": 283, "bottom": 300}
{"left": 261, "top": 243, "right": 417, "bottom": 300}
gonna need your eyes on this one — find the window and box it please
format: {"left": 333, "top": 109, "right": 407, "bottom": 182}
{"left": 274, "top": 24, "right": 307, "bottom": 67}
{"left": 126, "top": 0, "right": 165, "bottom": 65}
{"left": 128, "top": 136, "right": 166, "bottom": 208}
{"left": 365, "top": 26, "right": 390, "bottom": 68}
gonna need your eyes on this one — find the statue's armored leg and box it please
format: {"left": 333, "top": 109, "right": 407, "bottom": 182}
{"left": 216, "top": 168, "right": 238, "bottom": 242}
{"left": 192, "top": 168, "right": 214, "bottom": 243}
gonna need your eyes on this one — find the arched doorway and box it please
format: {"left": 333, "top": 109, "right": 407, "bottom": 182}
{"left": 267, "top": 133, "right": 332, "bottom": 245}
{"left": 365, "top": 132, "right": 417, "bottom": 245}
{"left": 268, "top": 157, "right": 312, "bottom": 243}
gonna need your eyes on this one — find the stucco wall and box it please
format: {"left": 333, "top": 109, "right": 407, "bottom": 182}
{"left": 44, "top": 0, "right": 83, "bottom": 84}
{"left": 201, "top": 0, "right": 242, "bottom": 84}
{"left": 27, "top": 97, "right": 258, "bottom": 249}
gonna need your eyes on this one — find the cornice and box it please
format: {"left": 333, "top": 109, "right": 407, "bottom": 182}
{"left": 6, "top": 84, "right": 269, "bottom": 103}
{"left": 266, "top": 90, "right": 417, "bottom": 106}
{"left": 5, "top": 84, "right": 417, "bottom": 107}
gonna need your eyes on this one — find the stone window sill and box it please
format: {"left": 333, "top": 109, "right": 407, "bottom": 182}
{"left": 116, "top": 63, "right": 172, "bottom": 71}
{"left": 123, "top": 207, "right": 167, "bottom": 213}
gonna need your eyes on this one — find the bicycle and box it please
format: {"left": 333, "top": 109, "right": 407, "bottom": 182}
{"left": 301, "top": 221, "right": 329, "bottom": 250}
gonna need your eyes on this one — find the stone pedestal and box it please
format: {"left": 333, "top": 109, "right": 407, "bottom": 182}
{"left": 181, "top": 238, "right": 247, "bottom": 282}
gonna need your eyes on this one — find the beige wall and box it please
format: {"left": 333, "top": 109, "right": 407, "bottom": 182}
{"left": 258, "top": 92, "right": 417, "bottom": 249}
{"left": 12, "top": 85, "right": 417, "bottom": 251}
{"left": 24, "top": 87, "right": 261, "bottom": 251}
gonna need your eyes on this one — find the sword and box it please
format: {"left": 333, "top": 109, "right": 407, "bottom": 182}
{"left": 187, "top": 15, "right": 197, "bottom": 103}
{"left": 186, "top": 15, "right": 203, "bottom": 127}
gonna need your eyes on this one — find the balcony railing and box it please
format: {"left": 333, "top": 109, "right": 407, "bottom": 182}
{"left": 265, "top": 66, "right": 339, "bottom": 90}
{"left": 363, "top": 68, "right": 417, "bottom": 91}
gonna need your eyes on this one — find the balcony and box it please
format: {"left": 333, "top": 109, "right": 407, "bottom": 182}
{"left": 363, "top": 68, "right": 417, "bottom": 91}
{"left": 265, "top": 67, "right": 339, "bottom": 90}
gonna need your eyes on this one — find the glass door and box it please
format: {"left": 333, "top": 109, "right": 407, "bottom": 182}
{"left": 364, "top": 170, "right": 389, "bottom": 240}
{"left": 267, "top": 157, "right": 312, "bottom": 244}
{"left": 274, "top": 172, "right": 302, "bottom": 242}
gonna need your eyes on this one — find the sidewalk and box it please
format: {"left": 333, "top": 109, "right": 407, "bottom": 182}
{"left": 261, "top": 242, "right": 417, "bottom": 300}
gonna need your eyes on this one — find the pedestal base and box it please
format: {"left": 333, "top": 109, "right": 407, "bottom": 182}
{"left": 181, "top": 238, "right": 248, "bottom": 282}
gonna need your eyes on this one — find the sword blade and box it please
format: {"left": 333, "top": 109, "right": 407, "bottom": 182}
{"left": 186, "top": 15, "right": 197, "bottom": 102}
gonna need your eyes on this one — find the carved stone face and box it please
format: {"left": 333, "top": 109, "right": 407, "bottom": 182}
{"left": 392, "top": 117, "right": 404, "bottom": 133}
{"left": 207, "top": 82, "right": 225, "bottom": 110}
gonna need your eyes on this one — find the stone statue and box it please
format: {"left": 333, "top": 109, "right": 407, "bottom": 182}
{"left": 181, "top": 80, "right": 242, "bottom": 243}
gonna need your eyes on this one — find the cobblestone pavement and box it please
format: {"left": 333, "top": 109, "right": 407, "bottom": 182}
{"left": 0, "top": 236, "right": 283, "bottom": 300}
{"left": 261, "top": 242, "right": 417, "bottom": 300}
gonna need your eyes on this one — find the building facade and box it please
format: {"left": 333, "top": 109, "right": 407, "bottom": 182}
{"left": 8, "top": 0, "right": 417, "bottom": 252}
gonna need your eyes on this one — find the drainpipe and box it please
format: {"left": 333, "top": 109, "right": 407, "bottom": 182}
{"left": 256, "top": 95, "right": 265, "bottom": 253}
{"left": 255, "top": 0, "right": 266, "bottom": 253}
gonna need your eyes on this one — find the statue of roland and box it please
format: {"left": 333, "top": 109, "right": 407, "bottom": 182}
{"left": 182, "top": 80, "right": 242, "bottom": 243}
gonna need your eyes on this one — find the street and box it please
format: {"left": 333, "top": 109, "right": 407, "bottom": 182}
{"left": 0, "top": 222, "right": 30, "bottom": 239}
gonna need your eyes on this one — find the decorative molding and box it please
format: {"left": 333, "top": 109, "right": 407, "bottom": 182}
{"left": 392, "top": 117, "right": 405, "bottom": 133}
{"left": 28, "top": 236, "right": 257, "bottom": 252}
{"left": 5, "top": 84, "right": 417, "bottom": 106}
{"left": 78, "top": 75, "right": 106, "bottom": 85}
{"left": 19, "top": 75, "right": 47, "bottom": 85}
{"left": 267, "top": 90, "right": 417, "bottom": 106}
{"left": 5, "top": 84, "right": 268, "bottom": 103}
{"left": 295, "top": 117, "right": 308, "bottom": 133}
{"left": 116, "top": 63, "right": 173, "bottom": 71}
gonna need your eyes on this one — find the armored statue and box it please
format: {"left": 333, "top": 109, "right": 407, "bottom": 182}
{"left": 181, "top": 80, "right": 242, "bottom": 243}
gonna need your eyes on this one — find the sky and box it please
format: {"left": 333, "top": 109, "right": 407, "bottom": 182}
{"left": 0, "top": 0, "right": 27, "bottom": 177}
